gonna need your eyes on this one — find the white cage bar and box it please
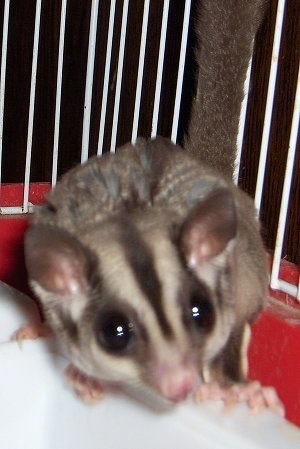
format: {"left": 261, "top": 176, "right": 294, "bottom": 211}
{"left": 170, "top": 0, "right": 192, "bottom": 143}
{"left": 0, "top": 0, "right": 10, "bottom": 185}
{"left": 0, "top": 1, "right": 299, "bottom": 301}
{"left": 23, "top": 0, "right": 42, "bottom": 213}
{"left": 270, "top": 63, "right": 300, "bottom": 299}
{"left": 110, "top": 0, "right": 129, "bottom": 153}
{"left": 131, "top": 0, "right": 150, "bottom": 144}
{"left": 151, "top": 0, "right": 170, "bottom": 138}
{"left": 255, "top": 0, "right": 286, "bottom": 213}
{"left": 52, "top": 0, "right": 67, "bottom": 187}
{"left": 81, "top": 0, "right": 100, "bottom": 164}
{"left": 97, "top": 0, "right": 116, "bottom": 156}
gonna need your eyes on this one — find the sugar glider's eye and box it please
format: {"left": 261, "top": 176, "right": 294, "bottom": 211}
{"left": 190, "top": 293, "right": 215, "bottom": 331}
{"left": 96, "top": 311, "right": 136, "bottom": 353}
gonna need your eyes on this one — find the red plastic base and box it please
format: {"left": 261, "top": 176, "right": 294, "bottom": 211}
{"left": 0, "top": 214, "right": 299, "bottom": 427}
{"left": 249, "top": 308, "right": 300, "bottom": 426}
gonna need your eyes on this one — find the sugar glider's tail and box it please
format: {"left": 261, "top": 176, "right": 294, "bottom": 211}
{"left": 184, "top": 0, "right": 267, "bottom": 179}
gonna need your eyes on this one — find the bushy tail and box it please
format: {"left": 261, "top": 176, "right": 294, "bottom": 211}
{"left": 184, "top": 0, "right": 266, "bottom": 179}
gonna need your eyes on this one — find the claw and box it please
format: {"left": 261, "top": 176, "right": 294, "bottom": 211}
{"left": 12, "top": 323, "right": 52, "bottom": 347}
{"left": 195, "top": 381, "right": 285, "bottom": 417}
{"left": 65, "top": 365, "right": 105, "bottom": 404}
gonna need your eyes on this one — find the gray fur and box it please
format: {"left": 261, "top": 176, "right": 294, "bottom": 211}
{"left": 184, "top": 0, "right": 266, "bottom": 178}
{"left": 26, "top": 137, "right": 267, "bottom": 399}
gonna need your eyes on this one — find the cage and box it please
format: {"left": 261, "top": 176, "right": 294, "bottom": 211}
{"left": 0, "top": 0, "right": 299, "bottom": 443}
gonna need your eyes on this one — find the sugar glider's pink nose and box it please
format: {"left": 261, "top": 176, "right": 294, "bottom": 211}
{"left": 158, "top": 366, "right": 198, "bottom": 403}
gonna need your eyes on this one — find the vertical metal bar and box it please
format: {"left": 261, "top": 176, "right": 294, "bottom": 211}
{"left": 52, "top": 0, "right": 67, "bottom": 187}
{"left": 110, "top": 0, "right": 129, "bottom": 153}
{"left": 235, "top": 55, "right": 253, "bottom": 184}
{"left": 23, "top": 0, "right": 42, "bottom": 212}
{"left": 0, "top": 0, "right": 10, "bottom": 186}
{"left": 97, "top": 0, "right": 116, "bottom": 155}
{"left": 131, "top": 0, "right": 150, "bottom": 144}
{"left": 254, "top": 0, "right": 286, "bottom": 212}
{"left": 81, "top": 0, "right": 99, "bottom": 163}
{"left": 270, "top": 63, "right": 300, "bottom": 292}
{"left": 171, "top": 0, "right": 192, "bottom": 144}
{"left": 151, "top": 0, "right": 170, "bottom": 138}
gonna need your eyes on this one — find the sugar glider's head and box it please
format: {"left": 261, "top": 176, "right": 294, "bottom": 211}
{"left": 25, "top": 189, "right": 237, "bottom": 407}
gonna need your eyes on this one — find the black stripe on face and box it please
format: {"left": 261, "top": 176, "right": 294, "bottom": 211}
{"left": 117, "top": 217, "right": 173, "bottom": 338}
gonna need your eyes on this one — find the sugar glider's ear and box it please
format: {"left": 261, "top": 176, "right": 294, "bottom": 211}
{"left": 25, "top": 225, "right": 91, "bottom": 306}
{"left": 180, "top": 188, "right": 237, "bottom": 268}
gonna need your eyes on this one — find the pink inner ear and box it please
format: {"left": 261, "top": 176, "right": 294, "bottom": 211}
{"left": 25, "top": 225, "right": 89, "bottom": 299}
{"left": 181, "top": 189, "right": 237, "bottom": 266}
{"left": 41, "top": 252, "right": 88, "bottom": 298}
{"left": 185, "top": 225, "right": 223, "bottom": 265}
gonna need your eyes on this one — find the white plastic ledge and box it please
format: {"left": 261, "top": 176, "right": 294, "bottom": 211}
{"left": 0, "top": 281, "right": 299, "bottom": 449}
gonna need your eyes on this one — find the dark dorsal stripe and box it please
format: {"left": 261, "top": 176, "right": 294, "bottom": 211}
{"left": 117, "top": 217, "right": 173, "bottom": 338}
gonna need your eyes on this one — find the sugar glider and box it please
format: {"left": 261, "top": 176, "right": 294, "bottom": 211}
{"left": 24, "top": 0, "right": 283, "bottom": 415}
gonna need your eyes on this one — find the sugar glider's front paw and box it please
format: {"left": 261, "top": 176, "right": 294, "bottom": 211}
{"left": 12, "top": 323, "right": 52, "bottom": 342}
{"left": 232, "top": 381, "right": 285, "bottom": 417}
{"left": 65, "top": 365, "right": 105, "bottom": 404}
{"left": 195, "top": 381, "right": 285, "bottom": 417}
